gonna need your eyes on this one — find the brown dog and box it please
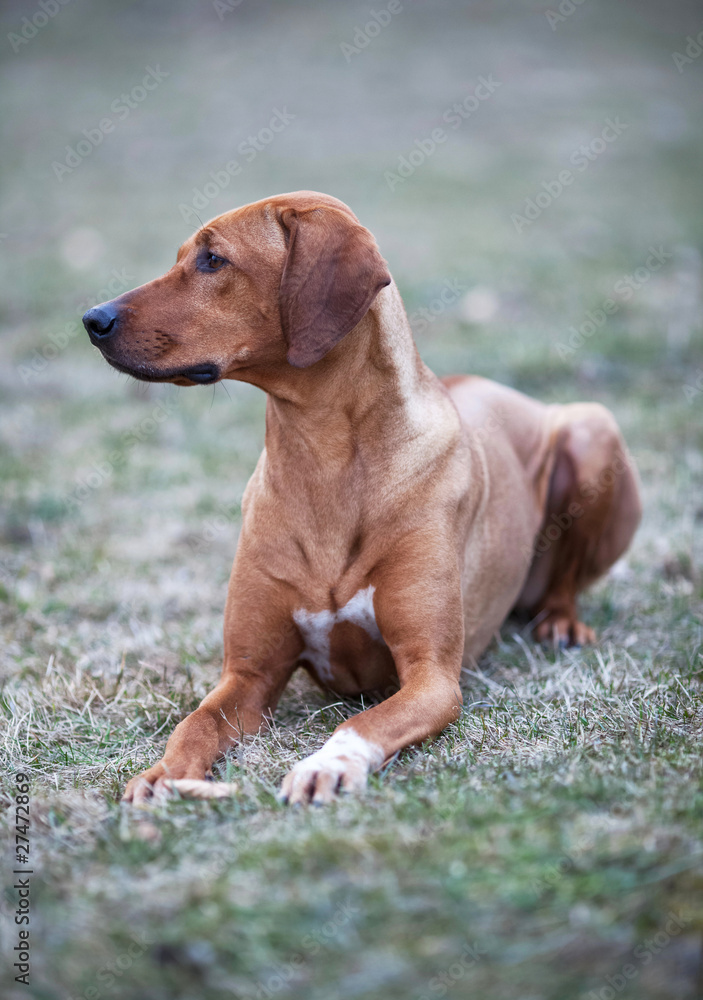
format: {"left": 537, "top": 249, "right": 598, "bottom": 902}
{"left": 83, "top": 191, "right": 641, "bottom": 805}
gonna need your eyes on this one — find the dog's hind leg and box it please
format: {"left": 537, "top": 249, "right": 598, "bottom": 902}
{"left": 516, "top": 403, "right": 641, "bottom": 646}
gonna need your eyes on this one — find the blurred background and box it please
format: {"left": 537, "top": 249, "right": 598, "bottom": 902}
{"left": 1, "top": 1, "right": 702, "bottom": 998}
{"left": 3, "top": 0, "right": 703, "bottom": 439}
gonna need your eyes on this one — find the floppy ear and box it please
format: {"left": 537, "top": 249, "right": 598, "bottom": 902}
{"left": 278, "top": 206, "right": 391, "bottom": 368}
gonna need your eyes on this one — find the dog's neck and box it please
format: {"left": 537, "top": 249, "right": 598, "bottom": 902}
{"left": 256, "top": 282, "right": 448, "bottom": 471}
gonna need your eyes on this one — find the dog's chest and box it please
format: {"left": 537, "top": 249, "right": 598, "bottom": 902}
{"left": 292, "top": 585, "right": 392, "bottom": 691}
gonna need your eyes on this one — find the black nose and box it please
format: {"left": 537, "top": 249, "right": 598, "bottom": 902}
{"left": 83, "top": 303, "right": 118, "bottom": 340}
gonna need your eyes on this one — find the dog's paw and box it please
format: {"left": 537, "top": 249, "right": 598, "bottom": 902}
{"left": 122, "top": 759, "right": 212, "bottom": 807}
{"left": 279, "top": 729, "right": 384, "bottom": 805}
{"left": 534, "top": 613, "right": 596, "bottom": 648}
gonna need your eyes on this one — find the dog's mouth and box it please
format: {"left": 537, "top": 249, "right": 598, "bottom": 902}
{"left": 176, "top": 364, "right": 221, "bottom": 384}
{"left": 101, "top": 354, "right": 221, "bottom": 385}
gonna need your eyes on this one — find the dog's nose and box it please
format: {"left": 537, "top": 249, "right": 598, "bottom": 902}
{"left": 82, "top": 303, "right": 118, "bottom": 340}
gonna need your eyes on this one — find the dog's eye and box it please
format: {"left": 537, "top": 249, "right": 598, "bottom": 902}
{"left": 198, "top": 251, "right": 227, "bottom": 272}
{"left": 205, "top": 253, "right": 226, "bottom": 270}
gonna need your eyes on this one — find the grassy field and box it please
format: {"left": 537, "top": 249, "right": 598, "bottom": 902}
{"left": 1, "top": 1, "right": 703, "bottom": 997}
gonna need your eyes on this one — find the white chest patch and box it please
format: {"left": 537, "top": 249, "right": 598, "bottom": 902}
{"left": 293, "top": 585, "right": 383, "bottom": 681}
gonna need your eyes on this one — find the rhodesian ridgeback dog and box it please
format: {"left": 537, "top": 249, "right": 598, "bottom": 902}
{"left": 83, "top": 191, "right": 641, "bottom": 805}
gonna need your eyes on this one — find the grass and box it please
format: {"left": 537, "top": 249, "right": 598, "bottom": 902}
{"left": 1, "top": 0, "right": 703, "bottom": 997}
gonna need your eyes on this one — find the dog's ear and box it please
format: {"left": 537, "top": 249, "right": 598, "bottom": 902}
{"left": 278, "top": 206, "right": 391, "bottom": 368}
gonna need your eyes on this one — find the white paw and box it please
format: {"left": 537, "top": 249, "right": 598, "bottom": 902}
{"left": 279, "top": 729, "right": 384, "bottom": 805}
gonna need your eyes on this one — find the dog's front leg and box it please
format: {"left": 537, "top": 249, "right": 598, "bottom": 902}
{"left": 122, "top": 576, "right": 302, "bottom": 805}
{"left": 280, "top": 538, "right": 465, "bottom": 804}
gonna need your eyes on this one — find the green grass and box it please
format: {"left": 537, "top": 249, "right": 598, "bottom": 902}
{"left": 1, "top": 1, "right": 703, "bottom": 997}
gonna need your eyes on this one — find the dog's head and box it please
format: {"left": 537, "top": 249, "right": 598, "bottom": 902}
{"left": 82, "top": 191, "right": 391, "bottom": 385}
